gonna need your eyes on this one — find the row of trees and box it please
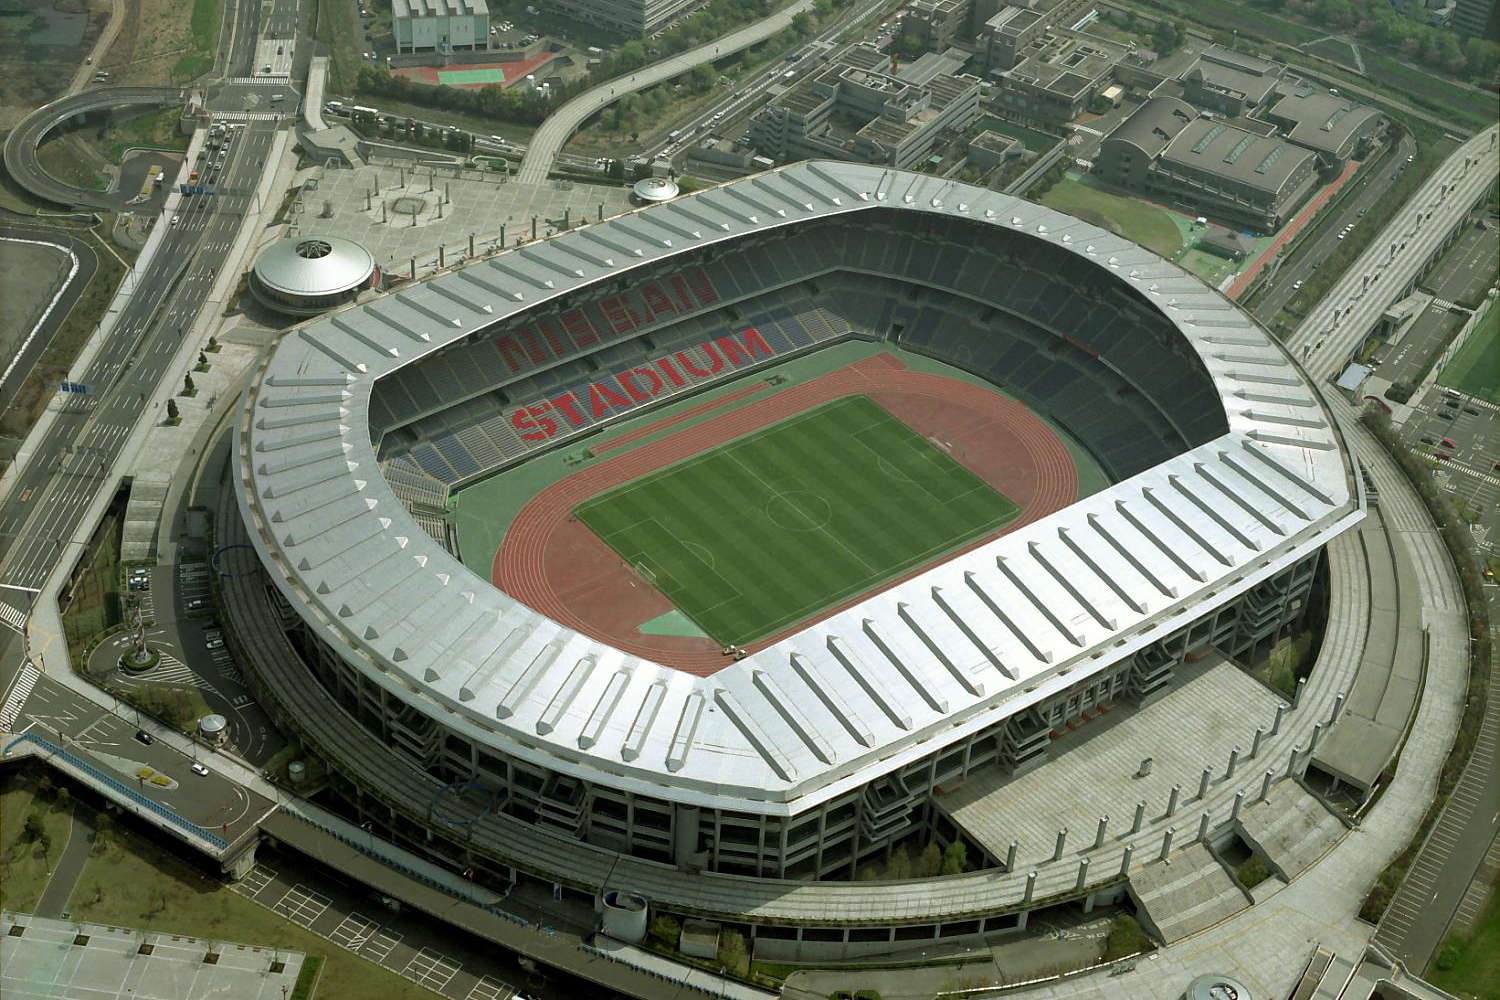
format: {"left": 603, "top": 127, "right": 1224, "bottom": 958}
{"left": 1278, "top": 0, "right": 1500, "bottom": 79}
{"left": 857, "top": 839, "right": 969, "bottom": 881}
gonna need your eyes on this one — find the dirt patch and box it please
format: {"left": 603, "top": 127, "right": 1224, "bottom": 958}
{"left": 494, "top": 353, "right": 1079, "bottom": 675}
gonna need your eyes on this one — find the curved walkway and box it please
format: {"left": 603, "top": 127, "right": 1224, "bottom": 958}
{"left": 3, "top": 87, "right": 183, "bottom": 208}
{"left": 515, "top": 0, "right": 814, "bottom": 183}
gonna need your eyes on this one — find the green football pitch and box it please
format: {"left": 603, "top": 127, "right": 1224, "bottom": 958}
{"left": 574, "top": 395, "right": 1021, "bottom": 647}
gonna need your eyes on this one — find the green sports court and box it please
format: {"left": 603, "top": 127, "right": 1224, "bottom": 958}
{"left": 573, "top": 395, "right": 1020, "bottom": 647}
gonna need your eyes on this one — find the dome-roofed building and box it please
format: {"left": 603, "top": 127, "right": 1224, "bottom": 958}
{"left": 249, "top": 235, "right": 377, "bottom": 316}
{"left": 632, "top": 175, "right": 679, "bottom": 204}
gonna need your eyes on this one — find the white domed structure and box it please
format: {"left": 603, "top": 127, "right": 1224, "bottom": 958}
{"left": 632, "top": 175, "right": 679, "bottom": 204}
{"left": 249, "top": 235, "right": 377, "bottom": 316}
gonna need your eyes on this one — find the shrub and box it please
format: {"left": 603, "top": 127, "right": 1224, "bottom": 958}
{"left": 717, "top": 928, "right": 749, "bottom": 977}
{"left": 647, "top": 914, "right": 680, "bottom": 951}
{"left": 940, "top": 840, "right": 968, "bottom": 875}
{"left": 1102, "top": 913, "right": 1150, "bottom": 960}
{"left": 1235, "top": 854, "right": 1270, "bottom": 888}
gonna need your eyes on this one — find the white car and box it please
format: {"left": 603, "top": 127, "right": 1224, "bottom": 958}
{"left": 191, "top": 763, "right": 210, "bottom": 776}
{"left": 170, "top": 215, "right": 180, "bottom": 226}
{"left": 1292, "top": 279, "right": 1303, "bottom": 290}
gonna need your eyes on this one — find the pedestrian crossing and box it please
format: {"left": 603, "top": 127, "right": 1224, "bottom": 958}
{"left": 213, "top": 111, "right": 283, "bottom": 122}
{"left": 0, "top": 601, "right": 25, "bottom": 634}
{"left": 0, "top": 664, "right": 39, "bottom": 732}
{"left": 225, "top": 76, "right": 290, "bottom": 85}
{"left": 136, "top": 651, "right": 223, "bottom": 697}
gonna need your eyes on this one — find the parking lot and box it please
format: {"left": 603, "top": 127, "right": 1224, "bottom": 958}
{"left": 1420, "top": 219, "right": 1499, "bottom": 309}
{"left": 232, "top": 853, "right": 537, "bottom": 1000}
{"left": 1401, "top": 388, "right": 1500, "bottom": 561}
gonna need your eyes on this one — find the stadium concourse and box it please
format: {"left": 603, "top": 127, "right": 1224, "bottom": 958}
{"left": 222, "top": 160, "right": 1363, "bottom": 960}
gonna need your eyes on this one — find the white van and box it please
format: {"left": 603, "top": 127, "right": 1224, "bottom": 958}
{"left": 270, "top": 92, "right": 285, "bottom": 103}
{"left": 668, "top": 129, "right": 682, "bottom": 140}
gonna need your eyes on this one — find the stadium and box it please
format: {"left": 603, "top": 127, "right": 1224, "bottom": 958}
{"left": 226, "top": 160, "right": 1360, "bottom": 950}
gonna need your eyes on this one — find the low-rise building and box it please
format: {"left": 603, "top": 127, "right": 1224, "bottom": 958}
{"left": 1178, "top": 45, "right": 1282, "bottom": 117}
{"left": 750, "top": 47, "right": 980, "bottom": 171}
{"left": 993, "top": 29, "right": 1125, "bottom": 125}
{"left": 1095, "top": 97, "right": 1318, "bottom": 231}
{"left": 1260, "top": 86, "right": 1383, "bottom": 170}
{"left": 900, "top": 0, "right": 971, "bottom": 54}
{"left": 980, "top": 0, "right": 1081, "bottom": 72}
{"left": 392, "top": 0, "right": 488, "bottom": 54}
{"left": 967, "top": 129, "right": 1020, "bottom": 171}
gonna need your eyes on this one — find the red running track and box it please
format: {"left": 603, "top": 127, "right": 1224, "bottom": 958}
{"left": 493, "top": 354, "right": 1079, "bottom": 675}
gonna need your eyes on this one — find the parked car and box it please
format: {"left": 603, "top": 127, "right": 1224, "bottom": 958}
{"left": 206, "top": 637, "right": 225, "bottom": 650}
{"left": 134, "top": 729, "right": 154, "bottom": 745}
{"left": 191, "top": 763, "right": 210, "bottom": 777}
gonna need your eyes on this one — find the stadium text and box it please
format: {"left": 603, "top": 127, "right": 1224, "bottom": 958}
{"left": 510, "top": 327, "right": 772, "bottom": 442}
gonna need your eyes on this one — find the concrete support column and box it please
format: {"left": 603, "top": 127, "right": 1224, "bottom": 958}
{"left": 1132, "top": 800, "right": 1146, "bottom": 834}
{"left": 1120, "top": 844, "right": 1134, "bottom": 876}
{"left": 1160, "top": 826, "right": 1175, "bottom": 861}
{"left": 1272, "top": 702, "right": 1287, "bottom": 735}
{"left": 1293, "top": 677, "right": 1307, "bottom": 708}
{"left": 500, "top": 222, "right": 506, "bottom": 246}
{"left": 1197, "top": 811, "right": 1211, "bottom": 843}
{"left": 1024, "top": 870, "right": 1037, "bottom": 903}
{"left": 468, "top": 233, "right": 474, "bottom": 256}
{"left": 438, "top": 245, "right": 444, "bottom": 267}
{"left": 1331, "top": 691, "right": 1346, "bottom": 725}
{"left": 1052, "top": 827, "right": 1068, "bottom": 862}
{"left": 1231, "top": 790, "right": 1246, "bottom": 821}
{"left": 1287, "top": 746, "right": 1301, "bottom": 778}
{"left": 1094, "top": 815, "right": 1109, "bottom": 850}
{"left": 1261, "top": 769, "right": 1274, "bottom": 802}
{"left": 1310, "top": 723, "right": 1324, "bottom": 752}
{"left": 1167, "top": 784, "right": 1181, "bottom": 817}
{"left": 1226, "top": 745, "right": 1240, "bottom": 780}
{"left": 1198, "top": 767, "right": 1212, "bottom": 799}
{"left": 1075, "top": 857, "right": 1089, "bottom": 891}
{"left": 531, "top": 215, "right": 537, "bottom": 240}
{"left": 1251, "top": 726, "right": 1265, "bottom": 759}
{"left": 1005, "top": 840, "right": 1018, "bottom": 872}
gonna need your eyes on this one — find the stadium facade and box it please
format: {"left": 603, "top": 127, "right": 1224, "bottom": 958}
{"left": 230, "top": 161, "right": 1359, "bottom": 932}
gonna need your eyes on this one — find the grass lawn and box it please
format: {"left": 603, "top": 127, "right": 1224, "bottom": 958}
{"left": 102, "top": 108, "right": 190, "bottom": 162}
{"left": 61, "top": 513, "right": 124, "bottom": 665}
{"left": 575, "top": 395, "right": 1019, "bottom": 646}
{"left": 976, "top": 116, "right": 1060, "bottom": 154}
{"left": 172, "top": 0, "right": 223, "bottom": 81}
{"left": 66, "top": 829, "right": 432, "bottom": 1000}
{"left": 1038, "top": 176, "right": 1184, "bottom": 260}
{"left": 315, "top": 0, "right": 363, "bottom": 95}
{"left": 1438, "top": 304, "right": 1500, "bottom": 406}
{"left": 1428, "top": 876, "right": 1500, "bottom": 996}
{"left": 0, "top": 771, "right": 76, "bottom": 913}
{"left": 1178, "top": 247, "right": 1237, "bottom": 288}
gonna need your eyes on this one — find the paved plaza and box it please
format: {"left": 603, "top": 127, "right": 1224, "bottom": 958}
{"left": 941, "top": 655, "right": 1286, "bottom": 869}
{"left": 290, "top": 162, "right": 636, "bottom": 280}
{"left": 1, "top": 912, "right": 304, "bottom": 1000}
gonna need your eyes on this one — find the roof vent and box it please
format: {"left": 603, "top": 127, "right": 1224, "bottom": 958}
{"left": 296, "top": 239, "right": 334, "bottom": 260}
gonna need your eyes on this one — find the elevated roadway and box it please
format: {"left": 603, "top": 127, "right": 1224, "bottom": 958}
{"left": 3, "top": 87, "right": 184, "bottom": 209}
{"left": 515, "top": 0, "right": 815, "bottom": 184}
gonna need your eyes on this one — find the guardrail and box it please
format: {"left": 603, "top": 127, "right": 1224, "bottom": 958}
{"left": 3, "top": 732, "right": 228, "bottom": 849}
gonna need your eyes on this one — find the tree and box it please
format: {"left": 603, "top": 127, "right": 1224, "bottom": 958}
{"left": 647, "top": 914, "right": 680, "bottom": 950}
{"left": 885, "top": 844, "right": 911, "bottom": 880}
{"left": 206, "top": 335, "right": 219, "bottom": 352}
{"left": 23, "top": 811, "right": 44, "bottom": 842}
{"left": 55, "top": 786, "right": 71, "bottom": 811}
{"left": 36, "top": 774, "right": 54, "bottom": 800}
{"left": 716, "top": 928, "right": 749, "bottom": 977}
{"left": 791, "top": 10, "right": 813, "bottom": 36}
{"left": 1102, "top": 913, "right": 1150, "bottom": 960}
{"left": 1151, "top": 19, "right": 1183, "bottom": 55}
{"left": 197, "top": 351, "right": 208, "bottom": 367}
{"left": 940, "top": 840, "right": 968, "bottom": 875}
{"left": 918, "top": 842, "right": 943, "bottom": 877}
{"left": 166, "top": 398, "right": 179, "bottom": 422}
{"left": 183, "top": 372, "right": 195, "bottom": 395}
{"left": 687, "top": 63, "right": 714, "bottom": 93}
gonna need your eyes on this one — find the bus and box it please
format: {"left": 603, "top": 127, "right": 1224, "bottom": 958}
{"left": 350, "top": 104, "right": 379, "bottom": 121}
{"left": 324, "top": 100, "right": 345, "bottom": 115}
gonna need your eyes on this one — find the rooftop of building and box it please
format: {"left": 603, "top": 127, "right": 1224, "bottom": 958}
{"left": 1007, "top": 29, "right": 1126, "bottom": 94}
{"left": 392, "top": 0, "right": 487, "bottom": 17}
{"left": 969, "top": 129, "right": 1020, "bottom": 155}
{"left": 1181, "top": 45, "right": 1283, "bottom": 105}
{"left": 1105, "top": 96, "right": 1203, "bottom": 157}
{"left": 1264, "top": 86, "right": 1383, "bottom": 155}
{"left": 897, "top": 47, "right": 970, "bottom": 86}
{"left": 1161, "top": 116, "right": 1315, "bottom": 192}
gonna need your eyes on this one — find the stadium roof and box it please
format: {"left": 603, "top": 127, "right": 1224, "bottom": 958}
{"left": 235, "top": 160, "right": 1360, "bottom": 814}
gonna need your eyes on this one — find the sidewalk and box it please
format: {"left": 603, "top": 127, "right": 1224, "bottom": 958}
{"left": 1227, "top": 158, "right": 1361, "bottom": 300}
